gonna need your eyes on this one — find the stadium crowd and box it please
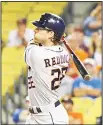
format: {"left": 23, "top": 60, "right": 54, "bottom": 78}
{"left": 2, "top": 2, "right": 102, "bottom": 125}
{"left": 61, "top": 2, "right": 102, "bottom": 124}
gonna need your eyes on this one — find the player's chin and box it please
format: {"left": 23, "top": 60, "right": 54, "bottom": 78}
{"left": 34, "top": 37, "right": 41, "bottom": 44}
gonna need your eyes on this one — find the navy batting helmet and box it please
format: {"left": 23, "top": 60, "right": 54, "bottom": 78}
{"left": 32, "top": 13, "right": 65, "bottom": 40}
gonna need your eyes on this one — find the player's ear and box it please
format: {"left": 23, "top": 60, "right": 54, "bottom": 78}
{"left": 49, "top": 31, "right": 54, "bottom": 38}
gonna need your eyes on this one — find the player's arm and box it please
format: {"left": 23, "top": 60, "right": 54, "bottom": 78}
{"left": 25, "top": 43, "right": 39, "bottom": 66}
{"left": 28, "top": 44, "right": 40, "bottom": 68}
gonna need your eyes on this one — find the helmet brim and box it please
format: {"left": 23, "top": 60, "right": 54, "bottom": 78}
{"left": 32, "top": 21, "right": 43, "bottom": 27}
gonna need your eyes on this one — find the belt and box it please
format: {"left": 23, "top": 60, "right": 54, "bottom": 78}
{"left": 29, "top": 100, "right": 61, "bottom": 114}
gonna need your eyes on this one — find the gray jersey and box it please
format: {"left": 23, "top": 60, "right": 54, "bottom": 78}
{"left": 25, "top": 42, "right": 70, "bottom": 107}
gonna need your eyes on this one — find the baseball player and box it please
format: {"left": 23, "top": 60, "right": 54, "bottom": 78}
{"left": 25, "top": 13, "right": 70, "bottom": 124}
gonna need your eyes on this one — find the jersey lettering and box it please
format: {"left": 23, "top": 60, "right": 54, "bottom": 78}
{"left": 28, "top": 66, "right": 35, "bottom": 89}
{"left": 51, "top": 57, "right": 56, "bottom": 65}
{"left": 44, "top": 55, "right": 69, "bottom": 68}
{"left": 44, "top": 59, "right": 51, "bottom": 67}
{"left": 28, "top": 76, "right": 35, "bottom": 89}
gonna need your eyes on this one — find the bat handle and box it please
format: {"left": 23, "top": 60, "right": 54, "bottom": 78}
{"left": 84, "top": 74, "right": 91, "bottom": 81}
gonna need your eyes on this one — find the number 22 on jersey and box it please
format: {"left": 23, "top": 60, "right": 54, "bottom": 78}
{"left": 51, "top": 67, "right": 68, "bottom": 90}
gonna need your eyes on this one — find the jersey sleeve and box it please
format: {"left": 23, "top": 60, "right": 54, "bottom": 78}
{"left": 25, "top": 44, "right": 39, "bottom": 67}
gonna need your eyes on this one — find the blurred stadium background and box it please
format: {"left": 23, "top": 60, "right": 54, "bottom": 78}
{"left": 1, "top": 2, "right": 102, "bottom": 124}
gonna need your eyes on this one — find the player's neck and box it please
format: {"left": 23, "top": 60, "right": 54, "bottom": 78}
{"left": 43, "top": 40, "right": 56, "bottom": 46}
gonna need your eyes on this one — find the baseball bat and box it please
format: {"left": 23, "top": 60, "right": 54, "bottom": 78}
{"left": 62, "top": 38, "right": 91, "bottom": 81}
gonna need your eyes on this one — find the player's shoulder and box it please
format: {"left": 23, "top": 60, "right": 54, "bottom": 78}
{"left": 44, "top": 45, "right": 67, "bottom": 53}
{"left": 25, "top": 40, "right": 40, "bottom": 53}
{"left": 27, "top": 40, "right": 39, "bottom": 46}
{"left": 24, "top": 41, "right": 40, "bottom": 62}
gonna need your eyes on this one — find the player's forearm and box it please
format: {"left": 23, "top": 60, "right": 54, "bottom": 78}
{"left": 73, "top": 89, "right": 87, "bottom": 97}
{"left": 87, "top": 89, "right": 101, "bottom": 97}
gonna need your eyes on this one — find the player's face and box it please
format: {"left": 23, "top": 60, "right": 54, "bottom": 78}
{"left": 34, "top": 27, "right": 53, "bottom": 44}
